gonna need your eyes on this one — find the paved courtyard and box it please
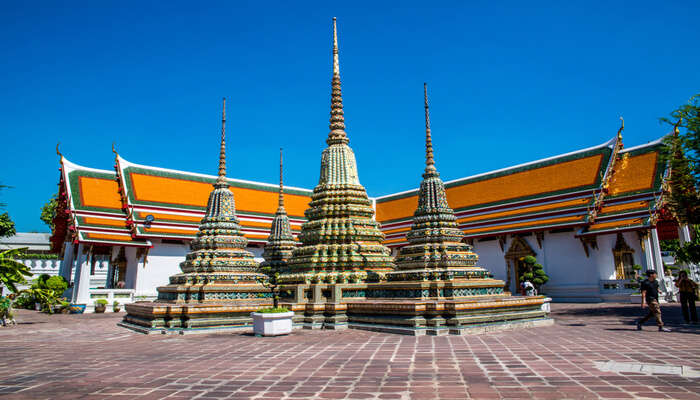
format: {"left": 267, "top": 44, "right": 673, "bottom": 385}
{"left": 0, "top": 303, "right": 698, "bottom": 400}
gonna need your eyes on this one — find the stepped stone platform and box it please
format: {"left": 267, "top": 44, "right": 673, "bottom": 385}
{"left": 120, "top": 288, "right": 551, "bottom": 335}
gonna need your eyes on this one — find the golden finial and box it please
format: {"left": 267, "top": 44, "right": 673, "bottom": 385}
{"left": 56, "top": 143, "right": 62, "bottom": 159}
{"left": 424, "top": 83, "right": 435, "bottom": 172}
{"left": 673, "top": 117, "right": 683, "bottom": 137}
{"left": 332, "top": 17, "right": 339, "bottom": 76}
{"left": 617, "top": 116, "right": 624, "bottom": 141}
{"left": 112, "top": 142, "right": 118, "bottom": 155}
{"left": 217, "top": 97, "right": 227, "bottom": 184}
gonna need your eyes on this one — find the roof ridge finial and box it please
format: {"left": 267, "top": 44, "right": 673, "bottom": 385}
{"left": 56, "top": 142, "right": 62, "bottom": 159}
{"left": 217, "top": 97, "right": 227, "bottom": 185}
{"left": 673, "top": 117, "right": 683, "bottom": 137}
{"left": 617, "top": 116, "right": 624, "bottom": 141}
{"left": 424, "top": 83, "right": 436, "bottom": 173}
{"left": 278, "top": 147, "right": 285, "bottom": 210}
{"left": 327, "top": 17, "right": 348, "bottom": 145}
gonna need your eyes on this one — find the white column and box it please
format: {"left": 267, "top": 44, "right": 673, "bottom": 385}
{"left": 124, "top": 247, "right": 139, "bottom": 290}
{"left": 650, "top": 228, "right": 672, "bottom": 300}
{"left": 642, "top": 233, "right": 655, "bottom": 273}
{"left": 134, "top": 254, "right": 148, "bottom": 297}
{"left": 58, "top": 242, "right": 75, "bottom": 283}
{"left": 71, "top": 243, "right": 92, "bottom": 304}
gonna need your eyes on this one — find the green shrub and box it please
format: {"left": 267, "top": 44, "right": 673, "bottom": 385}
{"left": 95, "top": 299, "right": 108, "bottom": 306}
{"left": 13, "top": 292, "right": 34, "bottom": 309}
{"left": 522, "top": 255, "right": 537, "bottom": 264}
{"left": 45, "top": 276, "right": 67, "bottom": 293}
{"left": 16, "top": 253, "right": 59, "bottom": 260}
{"left": 519, "top": 255, "right": 550, "bottom": 293}
{"left": 256, "top": 307, "right": 289, "bottom": 313}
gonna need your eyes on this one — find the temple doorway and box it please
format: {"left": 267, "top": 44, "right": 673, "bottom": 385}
{"left": 504, "top": 236, "right": 536, "bottom": 294}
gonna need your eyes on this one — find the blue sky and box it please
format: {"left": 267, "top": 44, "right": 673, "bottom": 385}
{"left": 1, "top": 1, "right": 698, "bottom": 232}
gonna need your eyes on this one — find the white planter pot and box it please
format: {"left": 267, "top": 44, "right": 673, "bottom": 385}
{"left": 251, "top": 311, "right": 294, "bottom": 336}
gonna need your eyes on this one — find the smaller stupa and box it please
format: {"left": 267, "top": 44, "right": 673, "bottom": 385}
{"left": 154, "top": 98, "right": 268, "bottom": 303}
{"left": 388, "top": 84, "right": 500, "bottom": 289}
{"left": 261, "top": 149, "right": 297, "bottom": 273}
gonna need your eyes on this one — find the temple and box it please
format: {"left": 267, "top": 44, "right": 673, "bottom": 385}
{"left": 50, "top": 19, "right": 695, "bottom": 331}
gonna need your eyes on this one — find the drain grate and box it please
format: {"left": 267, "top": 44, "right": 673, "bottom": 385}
{"left": 594, "top": 361, "right": 700, "bottom": 378}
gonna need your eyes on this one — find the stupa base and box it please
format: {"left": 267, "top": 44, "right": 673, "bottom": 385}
{"left": 120, "top": 301, "right": 278, "bottom": 334}
{"left": 285, "top": 287, "right": 552, "bottom": 336}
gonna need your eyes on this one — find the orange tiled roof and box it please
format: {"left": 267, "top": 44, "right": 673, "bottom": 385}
{"left": 376, "top": 150, "right": 608, "bottom": 224}
{"left": 377, "top": 139, "right": 617, "bottom": 244}
{"left": 113, "top": 155, "right": 312, "bottom": 243}
{"left": 577, "top": 141, "right": 666, "bottom": 236}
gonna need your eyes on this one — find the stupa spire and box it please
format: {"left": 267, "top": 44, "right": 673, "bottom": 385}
{"left": 424, "top": 83, "right": 436, "bottom": 175}
{"left": 262, "top": 148, "right": 296, "bottom": 272}
{"left": 282, "top": 17, "right": 394, "bottom": 283}
{"left": 278, "top": 148, "right": 285, "bottom": 210}
{"left": 392, "top": 84, "right": 496, "bottom": 283}
{"left": 216, "top": 97, "right": 227, "bottom": 186}
{"left": 327, "top": 17, "right": 348, "bottom": 145}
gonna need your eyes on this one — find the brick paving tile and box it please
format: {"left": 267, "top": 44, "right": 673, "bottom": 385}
{"left": 2, "top": 303, "right": 700, "bottom": 400}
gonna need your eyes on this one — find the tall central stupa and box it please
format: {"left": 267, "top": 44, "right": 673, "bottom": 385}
{"left": 281, "top": 18, "right": 394, "bottom": 283}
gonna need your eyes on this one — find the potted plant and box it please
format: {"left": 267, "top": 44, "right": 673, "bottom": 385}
{"left": 112, "top": 301, "right": 121, "bottom": 313}
{"left": 59, "top": 299, "right": 71, "bottom": 314}
{"left": 520, "top": 256, "right": 549, "bottom": 295}
{"left": 23, "top": 275, "right": 67, "bottom": 314}
{"left": 94, "top": 299, "right": 108, "bottom": 313}
{"left": 69, "top": 304, "right": 86, "bottom": 314}
{"left": 252, "top": 267, "right": 293, "bottom": 336}
{"left": 1, "top": 296, "right": 16, "bottom": 326}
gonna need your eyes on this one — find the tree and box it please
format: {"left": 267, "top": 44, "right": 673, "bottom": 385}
{"left": 0, "top": 184, "right": 15, "bottom": 238}
{"left": 0, "top": 248, "right": 33, "bottom": 296}
{"left": 661, "top": 94, "right": 700, "bottom": 263}
{"left": 0, "top": 213, "right": 15, "bottom": 238}
{"left": 40, "top": 194, "right": 58, "bottom": 233}
{"left": 520, "top": 255, "right": 549, "bottom": 293}
{"left": 256, "top": 266, "right": 282, "bottom": 309}
{"left": 661, "top": 94, "right": 700, "bottom": 224}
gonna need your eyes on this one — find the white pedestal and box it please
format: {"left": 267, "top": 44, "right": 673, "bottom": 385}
{"left": 251, "top": 312, "right": 294, "bottom": 336}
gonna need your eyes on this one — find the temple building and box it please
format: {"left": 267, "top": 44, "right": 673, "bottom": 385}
{"left": 51, "top": 20, "right": 694, "bottom": 313}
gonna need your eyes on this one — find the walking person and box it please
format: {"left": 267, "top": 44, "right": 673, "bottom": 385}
{"left": 675, "top": 270, "right": 698, "bottom": 324}
{"left": 637, "top": 270, "right": 671, "bottom": 332}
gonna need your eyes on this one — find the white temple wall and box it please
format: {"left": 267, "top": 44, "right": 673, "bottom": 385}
{"left": 116, "top": 240, "right": 265, "bottom": 299}
{"left": 472, "top": 239, "right": 507, "bottom": 281}
{"left": 248, "top": 245, "right": 264, "bottom": 263}
{"left": 534, "top": 231, "right": 601, "bottom": 302}
{"left": 134, "top": 240, "right": 188, "bottom": 299}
